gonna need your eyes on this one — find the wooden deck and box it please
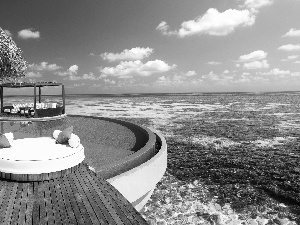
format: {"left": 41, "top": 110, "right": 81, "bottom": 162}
{"left": 0, "top": 163, "right": 148, "bottom": 224}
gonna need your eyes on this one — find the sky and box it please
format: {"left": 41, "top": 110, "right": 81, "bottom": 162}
{"left": 1, "top": 0, "right": 300, "bottom": 94}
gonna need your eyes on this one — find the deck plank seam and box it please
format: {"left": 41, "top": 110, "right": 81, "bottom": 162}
{"left": 78, "top": 167, "right": 130, "bottom": 225}
{"left": 55, "top": 178, "right": 74, "bottom": 224}
{"left": 59, "top": 177, "right": 78, "bottom": 224}
{"left": 71, "top": 169, "right": 108, "bottom": 225}
{"left": 75, "top": 167, "right": 121, "bottom": 225}
{"left": 91, "top": 171, "right": 147, "bottom": 224}
{"left": 63, "top": 175, "right": 85, "bottom": 224}
{"left": 67, "top": 173, "right": 90, "bottom": 224}
{"left": 9, "top": 182, "right": 23, "bottom": 224}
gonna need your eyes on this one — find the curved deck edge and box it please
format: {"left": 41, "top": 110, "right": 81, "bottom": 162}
{"left": 107, "top": 128, "right": 167, "bottom": 211}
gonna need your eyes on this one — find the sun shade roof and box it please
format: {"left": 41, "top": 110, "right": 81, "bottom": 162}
{"left": 0, "top": 82, "right": 63, "bottom": 88}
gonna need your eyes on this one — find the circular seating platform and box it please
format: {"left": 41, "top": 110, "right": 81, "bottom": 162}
{"left": 0, "top": 137, "right": 84, "bottom": 181}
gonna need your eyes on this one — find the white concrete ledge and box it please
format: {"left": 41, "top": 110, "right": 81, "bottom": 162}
{"left": 107, "top": 128, "right": 167, "bottom": 211}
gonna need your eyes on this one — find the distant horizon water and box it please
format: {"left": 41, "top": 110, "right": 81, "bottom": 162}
{"left": 4, "top": 90, "right": 300, "bottom": 98}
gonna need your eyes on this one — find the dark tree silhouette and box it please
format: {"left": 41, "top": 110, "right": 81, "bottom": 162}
{"left": 0, "top": 27, "right": 27, "bottom": 83}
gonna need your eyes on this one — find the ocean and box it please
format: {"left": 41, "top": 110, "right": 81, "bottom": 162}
{"left": 4, "top": 92, "right": 300, "bottom": 224}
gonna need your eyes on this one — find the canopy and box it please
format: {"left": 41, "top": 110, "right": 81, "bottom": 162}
{"left": 0, "top": 82, "right": 65, "bottom": 117}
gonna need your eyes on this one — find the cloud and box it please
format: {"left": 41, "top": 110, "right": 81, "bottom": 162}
{"left": 100, "top": 59, "right": 176, "bottom": 78}
{"left": 281, "top": 55, "right": 299, "bottom": 62}
{"left": 157, "top": 8, "right": 255, "bottom": 37}
{"left": 26, "top": 71, "right": 42, "bottom": 78}
{"left": 18, "top": 28, "right": 40, "bottom": 39}
{"left": 243, "top": 60, "right": 269, "bottom": 69}
{"left": 223, "top": 70, "right": 229, "bottom": 74}
{"left": 295, "top": 61, "right": 300, "bottom": 64}
{"left": 156, "top": 21, "right": 177, "bottom": 36}
{"left": 69, "top": 65, "right": 78, "bottom": 74}
{"left": 55, "top": 65, "right": 78, "bottom": 76}
{"left": 4, "top": 29, "right": 12, "bottom": 36}
{"left": 29, "top": 62, "right": 62, "bottom": 71}
{"left": 260, "top": 68, "right": 300, "bottom": 77}
{"left": 207, "top": 61, "right": 222, "bottom": 65}
{"left": 101, "top": 47, "right": 153, "bottom": 62}
{"left": 241, "top": 0, "right": 274, "bottom": 12}
{"left": 185, "top": 70, "right": 197, "bottom": 76}
{"left": 283, "top": 28, "right": 300, "bottom": 37}
{"left": 238, "top": 50, "right": 267, "bottom": 62}
{"left": 278, "top": 44, "right": 300, "bottom": 51}
{"left": 104, "top": 79, "right": 116, "bottom": 85}
{"left": 66, "top": 72, "right": 101, "bottom": 81}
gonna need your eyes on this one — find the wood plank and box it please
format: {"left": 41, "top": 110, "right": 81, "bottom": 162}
{"left": 36, "top": 181, "right": 47, "bottom": 225}
{"left": 0, "top": 181, "right": 15, "bottom": 223}
{"left": 84, "top": 169, "right": 136, "bottom": 224}
{"left": 69, "top": 171, "right": 97, "bottom": 225}
{"left": 18, "top": 183, "right": 31, "bottom": 225}
{"left": 63, "top": 175, "right": 86, "bottom": 224}
{"left": 2, "top": 182, "right": 18, "bottom": 224}
{"left": 49, "top": 179, "right": 69, "bottom": 224}
{"left": 24, "top": 183, "right": 34, "bottom": 225}
{"left": 32, "top": 182, "right": 40, "bottom": 225}
{"left": 0, "top": 180, "right": 8, "bottom": 207}
{"left": 58, "top": 177, "right": 78, "bottom": 224}
{"left": 91, "top": 170, "right": 148, "bottom": 224}
{"left": 74, "top": 168, "right": 114, "bottom": 225}
{"left": 77, "top": 166, "right": 125, "bottom": 225}
{"left": 9, "top": 182, "right": 24, "bottom": 224}
{"left": 43, "top": 180, "right": 55, "bottom": 225}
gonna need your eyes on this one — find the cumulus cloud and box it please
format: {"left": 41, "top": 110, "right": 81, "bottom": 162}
{"left": 55, "top": 65, "right": 78, "bottom": 76}
{"left": 156, "top": 22, "right": 177, "bottom": 36}
{"left": 101, "top": 47, "right": 153, "bottom": 62}
{"left": 29, "top": 62, "right": 62, "bottom": 71}
{"left": 100, "top": 60, "right": 176, "bottom": 78}
{"left": 185, "top": 70, "right": 197, "bottom": 76}
{"left": 18, "top": 28, "right": 40, "bottom": 39}
{"left": 69, "top": 65, "right": 78, "bottom": 74}
{"left": 157, "top": 8, "right": 255, "bottom": 37}
{"left": 241, "top": 0, "right": 274, "bottom": 12}
{"left": 155, "top": 73, "right": 200, "bottom": 86}
{"left": 207, "top": 61, "right": 222, "bottom": 65}
{"left": 260, "top": 68, "right": 300, "bottom": 77}
{"left": 238, "top": 50, "right": 267, "bottom": 62}
{"left": 283, "top": 28, "right": 300, "bottom": 37}
{"left": 243, "top": 60, "right": 269, "bottom": 69}
{"left": 104, "top": 79, "right": 116, "bottom": 85}
{"left": 223, "top": 70, "right": 229, "bottom": 74}
{"left": 4, "top": 29, "right": 12, "bottom": 36}
{"left": 68, "top": 72, "right": 99, "bottom": 81}
{"left": 281, "top": 55, "right": 299, "bottom": 62}
{"left": 278, "top": 44, "right": 300, "bottom": 51}
{"left": 26, "top": 71, "right": 42, "bottom": 78}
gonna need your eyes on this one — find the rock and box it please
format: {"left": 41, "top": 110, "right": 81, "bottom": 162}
{"left": 246, "top": 219, "right": 258, "bottom": 225}
{"left": 256, "top": 217, "right": 269, "bottom": 225}
{"left": 274, "top": 217, "right": 291, "bottom": 225}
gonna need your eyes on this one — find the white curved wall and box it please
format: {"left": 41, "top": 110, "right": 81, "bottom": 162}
{"left": 107, "top": 129, "right": 167, "bottom": 211}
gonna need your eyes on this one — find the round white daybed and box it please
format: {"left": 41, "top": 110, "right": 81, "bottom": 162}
{"left": 0, "top": 137, "right": 84, "bottom": 181}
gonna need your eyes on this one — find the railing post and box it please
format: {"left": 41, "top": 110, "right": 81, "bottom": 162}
{"left": 34, "top": 84, "right": 37, "bottom": 118}
{"left": 39, "top": 86, "right": 41, "bottom": 103}
{"left": 62, "top": 84, "right": 65, "bottom": 114}
{"left": 0, "top": 87, "right": 3, "bottom": 113}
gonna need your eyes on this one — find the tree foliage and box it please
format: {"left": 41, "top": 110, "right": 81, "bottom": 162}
{"left": 0, "top": 27, "right": 27, "bottom": 83}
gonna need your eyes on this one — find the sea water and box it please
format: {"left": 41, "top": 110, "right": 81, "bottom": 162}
{"left": 4, "top": 92, "right": 300, "bottom": 223}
